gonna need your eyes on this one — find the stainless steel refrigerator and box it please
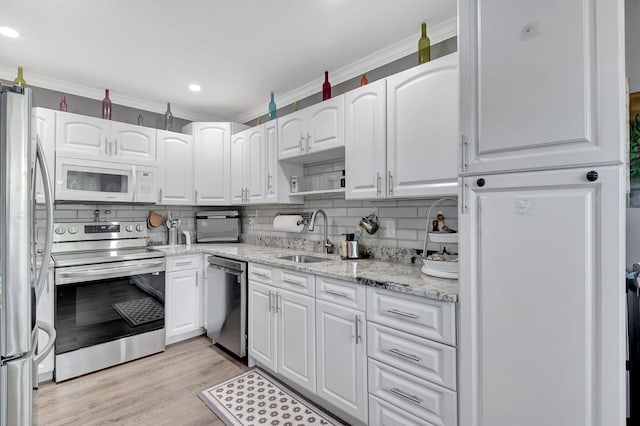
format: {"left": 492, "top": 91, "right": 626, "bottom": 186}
{"left": 0, "top": 84, "right": 54, "bottom": 426}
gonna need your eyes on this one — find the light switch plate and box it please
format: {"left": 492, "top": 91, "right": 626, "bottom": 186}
{"left": 386, "top": 220, "right": 396, "bottom": 238}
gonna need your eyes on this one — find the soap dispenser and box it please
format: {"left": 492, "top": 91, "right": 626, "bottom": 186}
{"left": 341, "top": 233, "right": 359, "bottom": 259}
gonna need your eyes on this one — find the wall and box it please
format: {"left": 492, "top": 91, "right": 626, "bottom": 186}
{"left": 245, "top": 37, "right": 457, "bottom": 126}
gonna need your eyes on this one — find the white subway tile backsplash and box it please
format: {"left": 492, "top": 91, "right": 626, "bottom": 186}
{"left": 378, "top": 206, "right": 418, "bottom": 218}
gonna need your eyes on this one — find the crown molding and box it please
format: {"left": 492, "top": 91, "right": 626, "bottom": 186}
{"left": 0, "top": 65, "right": 218, "bottom": 122}
{"left": 231, "top": 17, "right": 457, "bottom": 123}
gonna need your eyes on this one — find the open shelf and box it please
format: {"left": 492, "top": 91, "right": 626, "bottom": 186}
{"left": 291, "top": 188, "right": 346, "bottom": 197}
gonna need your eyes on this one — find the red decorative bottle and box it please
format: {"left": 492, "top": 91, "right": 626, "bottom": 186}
{"left": 59, "top": 95, "right": 68, "bottom": 112}
{"left": 102, "top": 89, "right": 112, "bottom": 120}
{"left": 322, "top": 71, "right": 331, "bottom": 100}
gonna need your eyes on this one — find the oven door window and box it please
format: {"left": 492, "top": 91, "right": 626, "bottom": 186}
{"left": 55, "top": 271, "right": 165, "bottom": 355}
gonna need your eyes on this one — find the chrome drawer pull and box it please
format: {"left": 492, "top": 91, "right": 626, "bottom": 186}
{"left": 175, "top": 261, "right": 193, "bottom": 267}
{"left": 253, "top": 271, "right": 270, "bottom": 278}
{"left": 387, "top": 308, "right": 419, "bottom": 319}
{"left": 325, "top": 289, "right": 348, "bottom": 298}
{"left": 282, "top": 278, "right": 305, "bottom": 287}
{"left": 388, "top": 348, "right": 421, "bottom": 362}
{"left": 389, "top": 388, "right": 422, "bottom": 405}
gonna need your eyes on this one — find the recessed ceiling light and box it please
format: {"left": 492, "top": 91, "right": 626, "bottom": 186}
{"left": 0, "top": 27, "right": 20, "bottom": 38}
{"left": 189, "top": 83, "right": 201, "bottom": 92}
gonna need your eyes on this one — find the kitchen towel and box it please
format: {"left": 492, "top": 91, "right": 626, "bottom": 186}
{"left": 273, "top": 215, "right": 305, "bottom": 233}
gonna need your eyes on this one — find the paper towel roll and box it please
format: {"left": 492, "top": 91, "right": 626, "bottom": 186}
{"left": 273, "top": 215, "right": 305, "bottom": 233}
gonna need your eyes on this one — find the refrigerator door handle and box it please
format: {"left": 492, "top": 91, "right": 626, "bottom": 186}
{"left": 32, "top": 320, "right": 56, "bottom": 388}
{"left": 34, "top": 137, "right": 53, "bottom": 302}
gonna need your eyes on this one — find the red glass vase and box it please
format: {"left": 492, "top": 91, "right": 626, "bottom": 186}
{"left": 102, "top": 89, "right": 112, "bottom": 120}
{"left": 322, "top": 71, "right": 331, "bottom": 100}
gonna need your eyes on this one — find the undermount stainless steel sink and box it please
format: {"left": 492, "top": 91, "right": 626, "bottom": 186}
{"left": 277, "top": 254, "right": 328, "bottom": 263}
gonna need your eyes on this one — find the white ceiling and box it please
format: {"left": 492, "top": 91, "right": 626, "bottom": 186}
{"left": 0, "top": 0, "right": 456, "bottom": 122}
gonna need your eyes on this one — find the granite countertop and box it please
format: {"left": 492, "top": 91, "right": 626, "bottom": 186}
{"left": 150, "top": 243, "right": 458, "bottom": 303}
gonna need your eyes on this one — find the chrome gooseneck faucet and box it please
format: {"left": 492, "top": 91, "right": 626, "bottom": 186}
{"left": 308, "top": 209, "right": 333, "bottom": 256}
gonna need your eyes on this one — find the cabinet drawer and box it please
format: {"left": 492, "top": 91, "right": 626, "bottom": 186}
{"left": 277, "top": 269, "right": 314, "bottom": 296}
{"left": 249, "top": 263, "right": 274, "bottom": 285}
{"left": 167, "top": 254, "right": 202, "bottom": 272}
{"left": 368, "top": 322, "right": 456, "bottom": 390}
{"left": 315, "top": 275, "right": 365, "bottom": 310}
{"left": 368, "top": 359, "right": 457, "bottom": 426}
{"left": 369, "top": 395, "right": 433, "bottom": 426}
{"left": 366, "top": 287, "right": 456, "bottom": 346}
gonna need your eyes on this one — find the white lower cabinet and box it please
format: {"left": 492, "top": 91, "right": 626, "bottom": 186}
{"left": 369, "top": 395, "right": 433, "bottom": 426}
{"left": 165, "top": 254, "right": 204, "bottom": 344}
{"left": 248, "top": 271, "right": 316, "bottom": 393}
{"left": 316, "top": 299, "right": 367, "bottom": 423}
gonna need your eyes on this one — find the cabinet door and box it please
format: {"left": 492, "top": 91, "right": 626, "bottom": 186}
{"left": 386, "top": 53, "right": 458, "bottom": 198}
{"left": 36, "top": 268, "right": 54, "bottom": 381}
{"left": 316, "top": 300, "right": 367, "bottom": 422}
{"left": 248, "top": 281, "right": 277, "bottom": 372}
{"left": 157, "top": 130, "right": 194, "bottom": 205}
{"left": 246, "top": 125, "right": 266, "bottom": 203}
{"left": 277, "top": 111, "right": 306, "bottom": 159}
{"left": 33, "top": 108, "right": 55, "bottom": 204}
{"left": 193, "top": 123, "right": 232, "bottom": 205}
{"left": 459, "top": 0, "right": 624, "bottom": 174}
{"left": 230, "top": 131, "right": 246, "bottom": 204}
{"left": 459, "top": 166, "right": 625, "bottom": 426}
{"left": 345, "top": 80, "right": 386, "bottom": 200}
{"left": 166, "top": 269, "right": 201, "bottom": 343}
{"left": 307, "top": 95, "right": 344, "bottom": 153}
{"left": 265, "top": 121, "right": 279, "bottom": 203}
{"left": 110, "top": 122, "right": 157, "bottom": 165}
{"left": 277, "top": 289, "right": 316, "bottom": 394}
{"left": 56, "top": 111, "right": 109, "bottom": 158}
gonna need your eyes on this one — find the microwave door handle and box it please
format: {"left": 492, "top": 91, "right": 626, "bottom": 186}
{"left": 35, "top": 137, "right": 54, "bottom": 302}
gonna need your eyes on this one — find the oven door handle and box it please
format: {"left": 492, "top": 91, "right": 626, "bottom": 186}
{"left": 58, "top": 262, "right": 165, "bottom": 278}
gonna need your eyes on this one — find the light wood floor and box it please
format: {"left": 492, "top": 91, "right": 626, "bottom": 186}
{"left": 34, "top": 336, "right": 248, "bottom": 426}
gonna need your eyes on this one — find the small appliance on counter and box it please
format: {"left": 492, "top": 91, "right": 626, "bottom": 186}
{"left": 341, "top": 233, "right": 359, "bottom": 259}
{"left": 196, "top": 210, "right": 241, "bottom": 243}
{"left": 166, "top": 213, "right": 181, "bottom": 246}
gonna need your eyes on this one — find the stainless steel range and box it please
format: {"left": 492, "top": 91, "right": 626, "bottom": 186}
{"left": 51, "top": 221, "right": 165, "bottom": 382}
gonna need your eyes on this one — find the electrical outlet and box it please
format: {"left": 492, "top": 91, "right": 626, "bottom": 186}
{"left": 386, "top": 220, "right": 396, "bottom": 238}
{"left": 248, "top": 218, "right": 255, "bottom": 225}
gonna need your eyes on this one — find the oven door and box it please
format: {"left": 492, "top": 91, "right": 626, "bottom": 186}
{"left": 55, "top": 156, "right": 135, "bottom": 202}
{"left": 54, "top": 258, "right": 165, "bottom": 356}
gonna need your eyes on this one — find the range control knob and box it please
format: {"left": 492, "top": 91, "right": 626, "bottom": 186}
{"left": 68, "top": 226, "right": 78, "bottom": 234}
{"left": 125, "top": 225, "right": 134, "bottom": 232}
{"left": 136, "top": 224, "right": 144, "bottom": 232}
{"left": 54, "top": 226, "right": 66, "bottom": 235}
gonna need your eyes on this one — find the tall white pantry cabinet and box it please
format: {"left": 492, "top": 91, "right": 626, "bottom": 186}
{"left": 458, "top": 0, "right": 626, "bottom": 426}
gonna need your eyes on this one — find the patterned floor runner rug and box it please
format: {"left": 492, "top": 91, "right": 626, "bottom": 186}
{"left": 198, "top": 368, "right": 346, "bottom": 426}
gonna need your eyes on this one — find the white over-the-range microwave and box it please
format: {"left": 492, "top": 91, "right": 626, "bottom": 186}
{"left": 55, "top": 156, "right": 157, "bottom": 203}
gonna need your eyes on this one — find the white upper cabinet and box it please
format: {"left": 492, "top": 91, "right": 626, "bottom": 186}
{"left": 459, "top": 165, "right": 625, "bottom": 426}
{"left": 230, "top": 130, "right": 248, "bottom": 204}
{"left": 459, "top": 0, "right": 625, "bottom": 175}
{"left": 345, "top": 79, "right": 387, "bottom": 200}
{"left": 110, "top": 121, "right": 157, "bottom": 165}
{"left": 56, "top": 111, "right": 157, "bottom": 165}
{"left": 185, "top": 122, "right": 233, "bottom": 205}
{"left": 33, "top": 108, "right": 55, "bottom": 204}
{"left": 278, "top": 96, "right": 345, "bottom": 162}
{"left": 386, "top": 53, "right": 458, "bottom": 198}
{"left": 56, "top": 111, "right": 108, "bottom": 158}
{"left": 265, "top": 121, "right": 279, "bottom": 203}
{"left": 246, "top": 125, "right": 267, "bottom": 203}
{"left": 157, "top": 130, "right": 194, "bottom": 205}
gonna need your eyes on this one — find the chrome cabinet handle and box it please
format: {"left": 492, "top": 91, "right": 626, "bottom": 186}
{"left": 114, "top": 138, "right": 118, "bottom": 155}
{"left": 195, "top": 189, "right": 198, "bottom": 201}
{"left": 386, "top": 308, "right": 419, "bottom": 319}
{"left": 460, "top": 134, "right": 467, "bottom": 173}
{"left": 158, "top": 188, "right": 163, "bottom": 203}
{"left": 282, "top": 278, "right": 304, "bottom": 287}
{"left": 376, "top": 172, "right": 381, "bottom": 196}
{"left": 299, "top": 134, "right": 304, "bottom": 152}
{"left": 325, "top": 289, "right": 348, "bottom": 298}
{"left": 196, "top": 274, "right": 198, "bottom": 287}
{"left": 267, "top": 173, "right": 273, "bottom": 192}
{"left": 246, "top": 188, "right": 250, "bottom": 203}
{"left": 388, "top": 171, "right": 393, "bottom": 195}
{"left": 389, "top": 388, "right": 422, "bottom": 405}
{"left": 306, "top": 131, "right": 311, "bottom": 151}
{"left": 277, "top": 294, "right": 282, "bottom": 313}
{"left": 388, "top": 348, "right": 421, "bottom": 362}
{"left": 268, "top": 291, "right": 273, "bottom": 313}
{"left": 105, "top": 137, "right": 109, "bottom": 155}
{"left": 355, "top": 315, "right": 362, "bottom": 344}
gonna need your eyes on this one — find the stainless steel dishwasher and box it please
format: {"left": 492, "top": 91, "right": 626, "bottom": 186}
{"left": 206, "top": 256, "right": 247, "bottom": 358}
